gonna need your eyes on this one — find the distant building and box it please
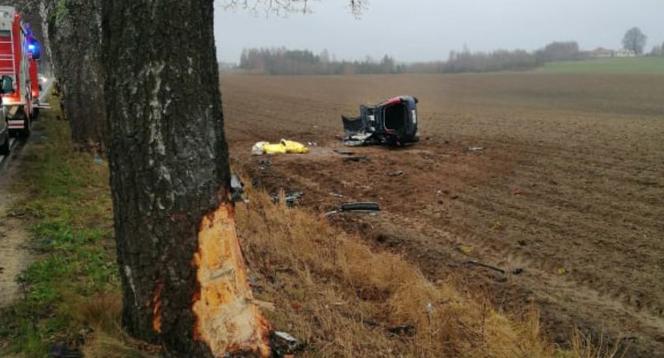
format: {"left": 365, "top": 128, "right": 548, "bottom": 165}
{"left": 590, "top": 47, "right": 614, "bottom": 58}
{"left": 589, "top": 48, "right": 637, "bottom": 58}
{"left": 614, "top": 49, "right": 636, "bottom": 57}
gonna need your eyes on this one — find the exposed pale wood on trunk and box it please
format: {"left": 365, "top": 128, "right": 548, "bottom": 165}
{"left": 102, "top": 1, "right": 269, "bottom": 355}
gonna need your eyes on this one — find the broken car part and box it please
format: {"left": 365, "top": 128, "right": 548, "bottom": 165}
{"left": 340, "top": 202, "right": 380, "bottom": 212}
{"left": 323, "top": 202, "right": 381, "bottom": 217}
{"left": 333, "top": 149, "right": 356, "bottom": 156}
{"left": 388, "top": 324, "right": 416, "bottom": 337}
{"left": 465, "top": 260, "right": 524, "bottom": 275}
{"left": 342, "top": 155, "right": 369, "bottom": 163}
{"left": 230, "top": 174, "right": 246, "bottom": 203}
{"left": 272, "top": 191, "right": 304, "bottom": 207}
{"left": 270, "top": 331, "right": 304, "bottom": 357}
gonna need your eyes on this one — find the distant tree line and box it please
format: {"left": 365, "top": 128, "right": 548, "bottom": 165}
{"left": 535, "top": 41, "right": 582, "bottom": 63}
{"left": 236, "top": 30, "right": 663, "bottom": 76}
{"left": 239, "top": 48, "right": 400, "bottom": 75}
{"left": 649, "top": 41, "right": 664, "bottom": 56}
{"left": 412, "top": 41, "right": 582, "bottom": 74}
{"left": 440, "top": 49, "right": 537, "bottom": 73}
{"left": 237, "top": 43, "right": 578, "bottom": 75}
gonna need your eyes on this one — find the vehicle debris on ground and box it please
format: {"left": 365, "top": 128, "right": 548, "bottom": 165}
{"left": 230, "top": 174, "right": 246, "bottom": 203}
{"left": 342, "top": 155, "right": 369, "bottom": 163}
{"left": 388, "top": 324, "right": 416, "bottom": 337}
{"left": 272, "top": 191, "right": 304, "bottom": 207}
{"left": 465, "top": 260, "right": 524, "bottom": 275}
{"left": 324, "top": 202, "right": 381, "bottom": 217}
{"left": 342, "top": 96, "right": 419, "bottom": 147}
{"left": 270, "top": 331, "right": 305, "bottom": 357}
{"left": 258, "top": 158, "right": 272, "bottom": 170}
{"left": 333, "top": 149, "right": 356, "bottom": 156}
{"left": 252, "top": 139, "right": 310, "bottom": 155}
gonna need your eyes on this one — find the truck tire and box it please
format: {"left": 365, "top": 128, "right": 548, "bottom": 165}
{"left": 0, "top": 136, "right": 9, "bottom": 156}
{"left": 18, "top": 117, "right": 31, "bottom": 139}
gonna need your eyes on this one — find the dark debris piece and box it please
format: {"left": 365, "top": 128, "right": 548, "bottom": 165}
{"left": 465, "top": 260, "right": 524, "bottom": 275}
{"left": 388, "top": 324, "right": 416, "bottom": 337}
{"left": 272, "top": 192, "right": 304, "bottom": 207}
{"left": 258, "top": 158, "right": 272, "bottom": 170}
{"left": 342, "top": 155, "right": 370, "bottom": 163}
{"left": 230, "top": 174, "right": 246, "bottom": 203}
{"left": 340, "top": 202, "right": 380, "bottom": 212}
{"left": 270, "top": 331, "right": 305, "bottom": 357}
{"left": 49, "top": 343, "right": 82, "bottom": 358}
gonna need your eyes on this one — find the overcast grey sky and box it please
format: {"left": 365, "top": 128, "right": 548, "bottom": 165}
{"left": 213, "top": 0, "right": 664, "bottom": 63}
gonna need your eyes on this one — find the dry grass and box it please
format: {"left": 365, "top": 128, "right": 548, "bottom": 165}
{"left": 568, "top": 329, "right": 625, "bottom": 358}
{"left": 74, "top": 184, "right": 609, "bottom": 357}
{"left": 70, "top": 292, "right": 157, "bottom": 358}
{"left": 236, "top": 187, "right": 558, "bottom": 357}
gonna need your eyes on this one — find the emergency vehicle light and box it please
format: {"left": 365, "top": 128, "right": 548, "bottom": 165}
{"left": 26, "top": 38, "right": 41, "bottom": 60}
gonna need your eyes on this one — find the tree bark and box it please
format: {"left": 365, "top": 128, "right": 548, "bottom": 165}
{"left": 102, "top": 1, "right": 269, "bottom": 356}
{"left": 43, "top": 0, "right": 106, "bottom": 150}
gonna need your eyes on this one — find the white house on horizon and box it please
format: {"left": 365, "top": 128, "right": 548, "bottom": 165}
{"left": 589, "top": 47, "right": 637, "bottom": 58}
{"left": 614, "top": 49, "right": 636, "bottom": 57}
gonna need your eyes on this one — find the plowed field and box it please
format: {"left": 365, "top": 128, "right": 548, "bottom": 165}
{"left": 222, "top": 73, "right": 664, "bottom": 356}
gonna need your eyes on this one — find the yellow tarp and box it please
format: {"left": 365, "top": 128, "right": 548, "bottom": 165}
{"left": 252, "top": 140, "right": 309, "bottom": 155}
{"left": 281, "top": 139, "right": 309, "bottom": 154}
{"left": 263, "top": 143, "right": 287, "bottom": 155}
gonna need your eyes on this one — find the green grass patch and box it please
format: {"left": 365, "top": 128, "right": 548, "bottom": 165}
{"left": 537, "top": 57, "right": 664, "bottom": 74}
{"left": 0, "top": 95, "right": 120, "bottom": 356}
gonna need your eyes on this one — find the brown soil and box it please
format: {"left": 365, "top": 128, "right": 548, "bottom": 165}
{"left": 222, "top": 73, "right": 664, "bottom": 357}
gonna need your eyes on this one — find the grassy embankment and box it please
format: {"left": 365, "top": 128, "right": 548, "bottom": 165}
{"left": 537, "top": 56, "right": 664, "bottom": 74}
{"left": 0, "top": 96, "right": 610, "bottom": 357}
{"left": 0, "top": 96, "right": 148, "bottom": 357}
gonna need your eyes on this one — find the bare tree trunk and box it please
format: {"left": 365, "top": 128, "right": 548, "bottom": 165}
{"left": 102, "top": 1, "right": 269, "bottom": 356}
{"left": 41, "top": 0, "right": 106, "bottom": 149}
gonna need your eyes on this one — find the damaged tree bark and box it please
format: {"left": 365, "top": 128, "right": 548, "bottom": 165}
{"left": 102, "top": 1, "right": 269, "bottom": 356}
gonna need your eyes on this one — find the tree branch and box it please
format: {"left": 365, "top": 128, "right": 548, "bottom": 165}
{"left": 222, "top": 0, "right": 366, "bottom": 16}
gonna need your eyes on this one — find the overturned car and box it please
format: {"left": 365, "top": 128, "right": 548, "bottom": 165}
{"left": 342, "top": 96, "right": 419, "bottom": 146}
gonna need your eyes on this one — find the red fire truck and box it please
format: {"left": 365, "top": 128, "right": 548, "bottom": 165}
{"left": 0, "top": 5, "right": 41, "bottom": 149}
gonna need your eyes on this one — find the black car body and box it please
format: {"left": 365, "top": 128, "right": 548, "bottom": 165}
{"left": 342, "top": 96, "right": 419, "bottom": 146}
